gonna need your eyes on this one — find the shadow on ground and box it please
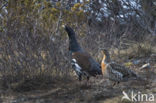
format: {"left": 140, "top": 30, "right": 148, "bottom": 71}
{"left": 0, "top": 67, "right": 156, "bottom": 103}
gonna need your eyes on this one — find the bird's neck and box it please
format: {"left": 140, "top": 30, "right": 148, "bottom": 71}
{"left": 102, "top": 54, "right": 111, "bottom": 64}
{"left": 101, "top": 61, "right": 106, "bottom": 75}
{"left": 69, "top": 36, "right": 82, "bottom": 52}
{"left": 101, "top": 54, "right": 111, "bottom": 75}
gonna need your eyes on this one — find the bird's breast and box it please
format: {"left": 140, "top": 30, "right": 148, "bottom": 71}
{"left": 101, "top": 61, "right": 107, "bottom": 75}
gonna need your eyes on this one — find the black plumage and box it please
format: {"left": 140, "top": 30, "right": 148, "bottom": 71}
{"left": 64, "top": 25, "right": 102, "bottom": 81}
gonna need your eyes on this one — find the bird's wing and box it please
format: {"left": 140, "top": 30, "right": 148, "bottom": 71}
{"left": 109, "top": 62, "right": 137, "bottom": 77}
{"left": 106, "top": 64, "right": 123, "bottom": 81}
{"left": 88, "top": 57, "right": 102, "bottom": 75}
{"left": 72, "top": 52, "right": 102, "bottom": 75}
{"left": 72, "top": 52, "right": 91, "bottom": 70}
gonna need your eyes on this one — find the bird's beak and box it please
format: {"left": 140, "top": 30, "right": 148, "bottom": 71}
{"left": 100, "top": 48, "right": 107, "bottom": 54}
{"left": 100, "top": 50, "right": 104, "bottom": 55}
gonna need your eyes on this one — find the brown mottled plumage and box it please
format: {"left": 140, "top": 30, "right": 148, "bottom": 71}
{"left": 101, "top": 49, "right": 138, "bottom": 85}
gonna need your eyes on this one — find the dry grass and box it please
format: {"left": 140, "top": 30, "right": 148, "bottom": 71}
{"left": 0, "top": 39, "right": 156, "bottom": 103}
{"left": 0, "top": 69, "right": 73, "bottom": 93}
{"left": 111, "top": 41, "right": 156, "bottom": 62}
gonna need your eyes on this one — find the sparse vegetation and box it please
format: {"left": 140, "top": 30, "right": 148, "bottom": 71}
{"left": 0, "top": 0, "right": 156, "bottom": 103}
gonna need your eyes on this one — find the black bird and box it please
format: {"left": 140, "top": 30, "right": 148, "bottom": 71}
{"left": 63, "top": 25, "right": 102, "bottom": 81}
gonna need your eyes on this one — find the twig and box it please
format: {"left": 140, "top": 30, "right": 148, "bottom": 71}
{"left": 0, "top": 0, "right": 8, "bottom": 11}
{"left": 54, "top": 0, "right": 64, "bottom": 35}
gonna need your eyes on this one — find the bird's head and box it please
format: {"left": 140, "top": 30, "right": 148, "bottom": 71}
{"left": 100, "top": 48, "right": 110, "bottom": 63}
{"left": 101, "top": 48, "right": 109, "bottom": 57}
{"left": 62, "top": 25, "right": 75, "bottom": 38}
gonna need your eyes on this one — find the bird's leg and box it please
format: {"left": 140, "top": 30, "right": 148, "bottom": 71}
{"left": 105, "top": 80, "right": 114, "bottom": 89}
{"left": 112, "top": 82, "right": 116, "bottom": 87}
{"left": 94, "top": 75, "right": 98, "bottom": 84}
{"left": 86, "top": 76, "right": 90, "bottom": 86}
{"left": 105, "top": 79, "right": 111, "bottom": 87}
{"left": 112, "top": 81, "right": 120, "bottom": 87}
{"left": 78, "top": 74, "right": 82, "bottom": 81}
{"left": 87, "top": 76, "right": 90, "bottom": 81}
{"left": 117, "top": 81, "right": 120, "bottom": 85}
{"left": 83, "top": 72, "right": 90, "bottom": 86}
{"left": 78, "top": 74, "right": 83, "bottom": 85}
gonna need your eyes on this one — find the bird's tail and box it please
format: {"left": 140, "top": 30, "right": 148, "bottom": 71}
{"left": 130, "top": 73, "right": 146, "bottom": 81}
{"left": 136, "top": 75, "right": 147, "bottom": 81}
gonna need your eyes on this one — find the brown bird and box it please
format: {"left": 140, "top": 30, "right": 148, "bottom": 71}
{"left": 63, "top": 25, "right": 102, "bottom": 81}
{"left": 101, "top": 49, "right": 138, "bottom": 86}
